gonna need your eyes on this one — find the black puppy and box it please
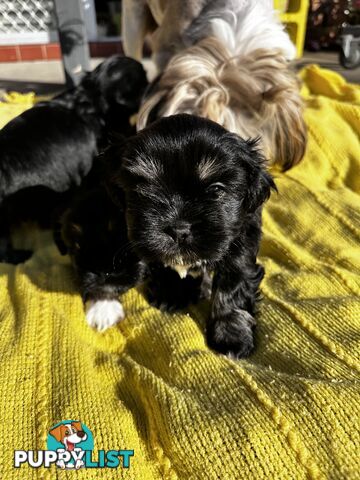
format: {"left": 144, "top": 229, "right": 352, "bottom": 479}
{"left": 60, "top": 114, "right": 275, "bottom": 357}
{"left": 0, "top": 55, "right": 148, "bottom": 263}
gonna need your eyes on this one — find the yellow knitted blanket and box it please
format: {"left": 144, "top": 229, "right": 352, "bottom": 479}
{"left": 0, "top": 66, "right": 359, "bottom": 479}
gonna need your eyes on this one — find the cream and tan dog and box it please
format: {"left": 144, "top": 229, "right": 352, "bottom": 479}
{"left": 122, "top": 0, "right": 307, "bottom": 170}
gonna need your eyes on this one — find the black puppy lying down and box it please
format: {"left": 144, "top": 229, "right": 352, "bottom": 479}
{"left": 0, "top": 55, "right": 147, "bottom": 262}
{"left": 59, "top": 114, "right": 275, "bottom": 357}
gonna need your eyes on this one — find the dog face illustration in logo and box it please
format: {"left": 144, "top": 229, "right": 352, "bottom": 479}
{"left": 49, "top": 421, "right": 87, "bottom": 469}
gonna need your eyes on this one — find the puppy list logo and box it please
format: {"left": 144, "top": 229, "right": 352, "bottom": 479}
{"left": 14, "top": 420, "right": 134, "bottom": 470}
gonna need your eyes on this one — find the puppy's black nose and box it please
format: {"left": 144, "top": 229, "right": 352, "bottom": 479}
{"left": 165, "top": 222, "right": 191, "bottom": 242}
{"left": 77, "top": 431, "right": 85, "bottom": 438}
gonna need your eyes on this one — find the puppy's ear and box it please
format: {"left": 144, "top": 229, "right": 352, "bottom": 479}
{"left": 242, "top": 138, "right": 277, "bottom": 213}
{"left": 54, "top": 209, "right": 83, "bottom": 255}
{"left": 101, "top": 140, "right": 126, "bottom": 207}
{"left": 112, "top": 66, "right": 148, "bottom": 110}
{"left": 53, "top": 221, "right": 68, "bottom": 255}
{"left": 137, "top": 77, "right": 166, "bottom": 130}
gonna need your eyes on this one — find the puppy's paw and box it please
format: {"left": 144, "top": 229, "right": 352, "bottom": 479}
{"left": 145, "top": 276, "right": 200, "bottom": 313}
{"left": 85, "top": 299, "right": 125, "bottom": 331}
{"left": 206, "top": 310, "right": 256, "bottom": 358}
{"left": 144, "top": 266, "right": 202, "bottom": 313}
{"left": 145, "top": 284, "right": 187, "bottom": 312}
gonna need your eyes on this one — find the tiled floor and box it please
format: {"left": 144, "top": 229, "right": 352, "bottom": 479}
{"left": 0, "top": 51, "right": 358, "bottom": 97}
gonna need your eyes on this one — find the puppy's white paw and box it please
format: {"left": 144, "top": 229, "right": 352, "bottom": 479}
{"left": 85, "top": 299, "right": 125, "bottom": 331}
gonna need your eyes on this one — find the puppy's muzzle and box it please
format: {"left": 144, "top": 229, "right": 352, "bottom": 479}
{"left": 164, "top": 221, "right": 191, "bottom": 243}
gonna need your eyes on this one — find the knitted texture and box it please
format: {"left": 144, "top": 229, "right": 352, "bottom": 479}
{"left": 0, "top": 65, "right": 359, "bottom": 479}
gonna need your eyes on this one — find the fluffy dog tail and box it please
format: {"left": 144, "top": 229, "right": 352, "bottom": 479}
{"left": 137, "top": 38, "right": 306, "bottom": 170}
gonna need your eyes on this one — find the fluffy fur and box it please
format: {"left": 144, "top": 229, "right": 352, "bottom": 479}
{"left": 85, "top": 299, "right": 125, "bottom": 331}
{"left": 130, "top": 0, "right": 306, "bottom": 170}
{"left": 138, "top": 39, "right": 306, "bottom": 170}
{"left": 0, "top": 55, "right": 148, "bottom": 263}
{"left": 60, "top": 114, "right": 276, "bottom": 357}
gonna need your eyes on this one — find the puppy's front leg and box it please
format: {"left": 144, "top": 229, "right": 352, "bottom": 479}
{"left": 144, "top": 264, "right": 202, "bottom": 312}
{"left": 207, "top": 254, "right": 264, "bottom": 358}
{"left": 80, "top": 265, "right": 146, "bottom": 332}
{"left": 57, "top": 188, "right": 148, "bottom": 332}
{"left": 122, "top": 0, "right": 153, "bottom": 60}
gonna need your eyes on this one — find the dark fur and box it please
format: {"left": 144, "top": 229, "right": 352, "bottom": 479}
{"left": 0, "top": 55, "right": 148, "bottom": 263}
{"left": 61, "top": 114, "right": 275, "bottom": 357}
{"left": 58, "top": 188, "right": 147, "bottom": 301}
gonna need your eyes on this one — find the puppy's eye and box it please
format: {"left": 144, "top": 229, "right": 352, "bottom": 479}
{"left": 65, "top": 430, "right": 69, "bottom": 435}
{"left": 206, "top": 183, "right": 226, "bottom": 198}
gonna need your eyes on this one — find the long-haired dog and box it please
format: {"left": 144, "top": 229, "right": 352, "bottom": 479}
{"left": 0, "top": 55, "right": 148, "bottom": 263}
{"left": 58, "top": 114, "right": 276, "bottom": 358}
{"left": 123, "top": 0, "right": 307, "bottom": 170}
